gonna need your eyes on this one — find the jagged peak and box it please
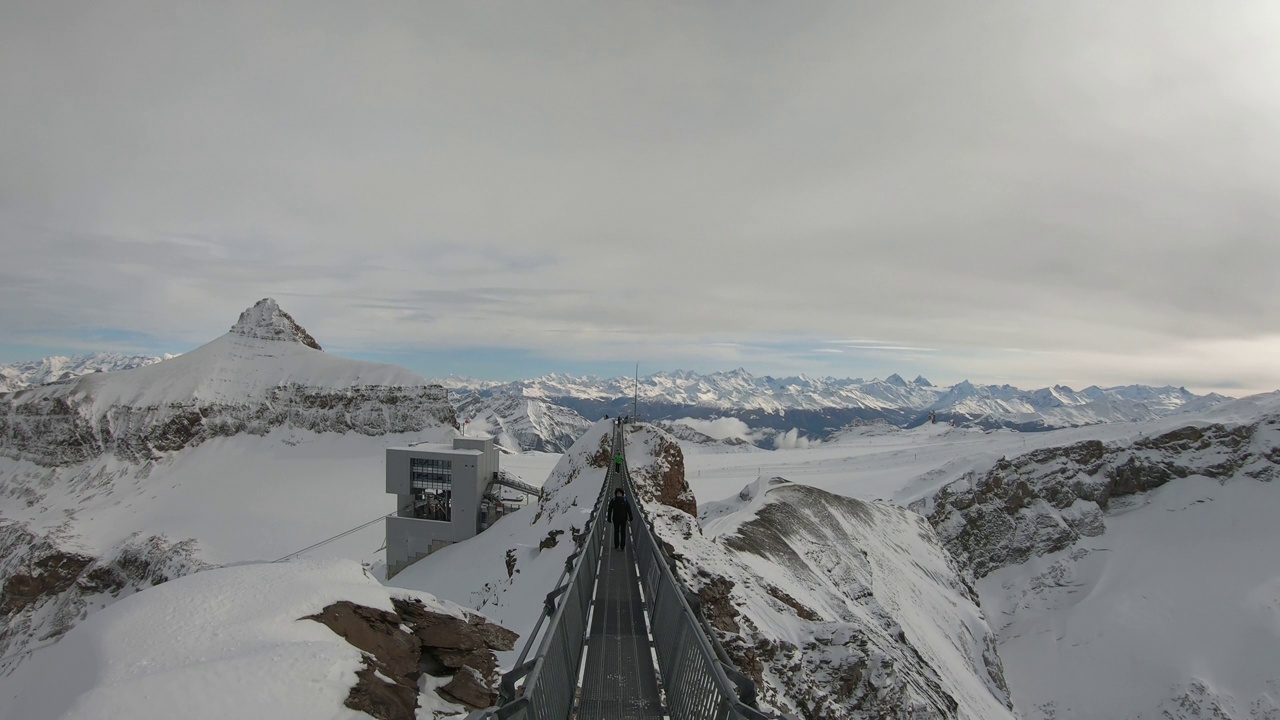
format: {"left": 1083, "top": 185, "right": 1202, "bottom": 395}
{"left": 913, "top": 375, "right": 933, "bottom": 387}
{"left": 229, "top": 298, "right": 322, "bottom": 350}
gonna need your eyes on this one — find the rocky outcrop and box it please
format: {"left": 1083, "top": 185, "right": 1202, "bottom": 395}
{"left": 0, "top": 299, "right": 458, "bottom": 466}
{"left": 230, "top": 298, "right": 322, "bottom": 350}
{"left": 0, "top": 383, "right": 457, "bottom": 466}
{"left": 915, "top": 419, "right": 1280, "bottom": 578}
{"left": 307, "top": 597, "right": 518, "bottom": 719}
{"left": 0, "top": 524, "right": 206, "bottom": 667}
{"left": 625, "top": 427, "right": 698, "bottom": 517}
{"left": 451, "top": 392, "right": 590, "bottom": 452}
{"left": 630, "top": 423, "right": 1015, "bottom": 720}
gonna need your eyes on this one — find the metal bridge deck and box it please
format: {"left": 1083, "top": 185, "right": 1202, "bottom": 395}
{"left": 578, "top": 505, "right": 664, "bottom": 718}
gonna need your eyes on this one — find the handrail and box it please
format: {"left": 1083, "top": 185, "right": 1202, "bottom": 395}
{"left": 467, "top": 423, "right": 791, "bottom": 720}
{"left": 619, "top": 436, "right": 777, "bottom": 720}
{"left": 468, "top": 429, "right": 619, "bottom": 720}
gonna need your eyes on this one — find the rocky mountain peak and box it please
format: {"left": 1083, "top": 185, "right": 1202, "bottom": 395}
{"left": 229, "top": 298, "right": 322, "bottom": 350}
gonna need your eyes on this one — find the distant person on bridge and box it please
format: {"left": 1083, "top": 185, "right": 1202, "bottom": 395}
{"left": 613, "top": 451, "right": 624, "bottom": 473}
{"left": 607, "top": 488, "right": 633, "bottom": 550}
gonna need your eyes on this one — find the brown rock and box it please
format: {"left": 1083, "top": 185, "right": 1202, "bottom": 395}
{"left": 1, "top": 551, "right": 94, "bottom": 616}
{"left": 438, "top": 665, "right": 494, "bottom": 709}
{"left": 392, "top": 598, "right": 518, "bottom": 651}
{"left": 434, "top": 648, "right": 498, "bottom": 679}
{"left": 347, "top": 658, "right": 418, "bottom": 720}
{"left": 538, "top": 529, "right": 563, "bottom": 550}
{"left": 697, "top": 573, "right": 741, "bottom": 634}
{"left": 306, "top": 601, "right": 421, "bottom": 683}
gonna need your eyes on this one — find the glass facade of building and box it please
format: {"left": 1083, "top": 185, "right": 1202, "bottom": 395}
{"left": 410, "top": 458, "right": 452, "bottom": 522}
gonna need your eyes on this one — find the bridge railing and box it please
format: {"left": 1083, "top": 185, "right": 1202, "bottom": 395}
{"left": 464, "top": 431, "right": 618, "bottom": 720}
{"left": 467, "top": 424, "right": 786, "bottom": 720}
{"left": 621, "top": 451, "right": 777, "bottom": 720}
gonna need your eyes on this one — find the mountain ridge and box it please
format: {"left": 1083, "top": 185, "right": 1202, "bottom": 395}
{"left": 442, "top": 369, "right": 1231, "bottom": 442}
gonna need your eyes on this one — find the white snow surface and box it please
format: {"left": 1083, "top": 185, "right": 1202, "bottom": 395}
{"left": 979, "top": 478, "right": 1280, "bottom": 719}
{"left": 0, "top": 559, "right": 469, "bottom": 720}
{"left": 676, "top": 394, "right": 1280, "bottom": 718}
{"left": 11, "top": 331, "right": 429, "bottom": 412}
{"left": 387, "top": 419, "right": 616, "bottom": 667}
{"left": 0, "top": 352, "right": 175, "bottom": 393}
{"left": 453, "top": 391, "right": 591, "bottom": 452}
{"left": 451, "top": 369, "right": 1229, "bottom": 427}
{"left": 0, "top": 428, "right": 457, "bottom": 564}
{"left": 624, "top": 423, "right": 1014, "bottom": 719}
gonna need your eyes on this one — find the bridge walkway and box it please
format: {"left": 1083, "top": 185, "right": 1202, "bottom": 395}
{"left": 578, "top": 468, "right": 663, "bottom": 719}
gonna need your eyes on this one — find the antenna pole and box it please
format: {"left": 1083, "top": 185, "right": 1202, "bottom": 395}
{"left": 634, "top": 362, "right": 639, "bottom": 421}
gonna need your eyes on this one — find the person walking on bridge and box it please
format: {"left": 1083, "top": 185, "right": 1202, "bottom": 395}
{"left": 613, "top": 451, "right": 624, "bottom": 473}
{"left": 607, "top": 488, "right": 633, "bottom": 550}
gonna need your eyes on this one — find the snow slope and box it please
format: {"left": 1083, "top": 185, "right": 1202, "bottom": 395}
{"left": 979, "top": 478, "right": 1280, "bottom": 719}
{"left": 0, "top": 559, "right": 478, "bottom": 720}
{"left": 387, "top": 419, "right": 615, "bottom": 666}
{"left": 452, "top": 369, "right": 1228, "bottom": 434}
{"left": 0, "top": 298, "right": 457, "bottom": 466}
{"left": 452, "top": 391, "right": 592, "bottom": 452}
{"left": 0, "top": 352, "right": 175, "bottom": 393}
{"left": 624, "top": 422, "right": 1014, "bottom": 719}
{"left": 678, "top": 395, "right": 1280, "bottom": 719}
{"left": 10, "top": 303, "right": 427, "bottom": 413}
{"left": 0, "top": 299, "right": 466, "bottom": 669}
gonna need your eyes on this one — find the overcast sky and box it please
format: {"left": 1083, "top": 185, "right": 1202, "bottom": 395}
{"left": 2, "top": 1, "right": 1279, "bottom": 394}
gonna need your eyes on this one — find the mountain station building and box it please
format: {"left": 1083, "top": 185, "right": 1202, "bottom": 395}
{"left": 385, "top": 435, "right": 538, "bottom": 578}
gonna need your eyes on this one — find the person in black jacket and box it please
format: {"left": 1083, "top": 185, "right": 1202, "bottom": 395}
{"left": 606, "top": 488, "right": 632, "bottom": 550}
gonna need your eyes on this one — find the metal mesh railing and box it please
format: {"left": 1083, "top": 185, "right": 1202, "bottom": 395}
{"left": 622, "top": 454, "right": 776, "bottom": 720}
{"left": 467, "top": 423, "right": 786, "bottom": 720}
{"left": 465, "top": 432, "right": 617, "bottom": 720}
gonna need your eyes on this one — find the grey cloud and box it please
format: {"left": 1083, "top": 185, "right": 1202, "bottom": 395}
{"left": 2, "top": 1, "right": 1279, "bottom": 393}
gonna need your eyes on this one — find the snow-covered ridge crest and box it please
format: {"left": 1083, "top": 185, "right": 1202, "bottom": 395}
{"left": 457, "top": 369, "right": 1232, "bottom": 439}
{"left": 388, "top": 419, "right": 618, "bottom": 662}
{"left": 229, "top": 297, "right": 322, "bottom": 349}
{"left": 0, "top": 353, "right": 175, "bottom": 393}
{"left": 0, "top": 300, "right": 456, "bottom": 465}
{"left": 623, "top": 422, "right": 1015, "bottom": 719}
{"left": 915, "top": 411, "right": 1280, "bottom": 580}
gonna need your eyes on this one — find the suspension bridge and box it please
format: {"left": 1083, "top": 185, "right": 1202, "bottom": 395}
{"left": 466, "top": 422, "right": 792, "bottom": 720}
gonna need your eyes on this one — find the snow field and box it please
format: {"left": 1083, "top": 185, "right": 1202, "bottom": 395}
{"left": 0, "top": 559, "right": 469, "bottom": 720}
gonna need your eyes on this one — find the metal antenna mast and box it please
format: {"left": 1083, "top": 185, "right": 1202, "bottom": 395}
{"left": 633, "top": 362, "right": 639, "bottom": 421}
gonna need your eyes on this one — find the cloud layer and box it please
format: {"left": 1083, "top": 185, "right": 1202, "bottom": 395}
{"left": 3, "top": 2, "right": 1279, "bottom": 394}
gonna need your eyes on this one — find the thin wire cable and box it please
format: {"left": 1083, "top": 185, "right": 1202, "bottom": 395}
{"left": 271, "top": 502, "right": 411, "bottom": 563}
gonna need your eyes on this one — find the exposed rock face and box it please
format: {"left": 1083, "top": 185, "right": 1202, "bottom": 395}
{"left": 0, "top": 525, "right": 206, "bottom": 667}
{"left": 0, "top": 384, "right": 456, "bottom": 466}
{"left": 914, "top": 419, "right": 1280, "bottom": 578}
{"left": 307, "top": 597, "right": 517, "bottom": 719}
{"left": 0, "top": 299, "right": 457, "bottom": 467}
{"left": 451, "top": 392, "right": 591, "bottom": 452}
{"left": 624, "top": 427, "right": 698, "bottom": 517}
{"left": 230, "top": 297, "right": 322, "bottom": 350}
{"left": 630, "top": 423, "right": 1015, "bottom": 720}
{"left": 0, "top": 352, "right": 173, "bottom": 393}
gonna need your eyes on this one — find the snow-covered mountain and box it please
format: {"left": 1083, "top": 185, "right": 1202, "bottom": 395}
{"left": 451, "top": 390, "right": 591, "bottom": 453}
{"left": 625, "top": 423, "right": 1014, "bottom": 719}
{"left": 0, "top": 352, "right": 176, "bottom": 393}
{"left": 905, "top": 395, "right": 1280, "bottom": 719}
{"left": 0, "top": 298, "right": 462, "bottom": 670}
{"left": 0, "top": 298, "right": 456, "bottom": 466}
{"left": 451, "top": 369, "right": 1230, "bottom": 443}
{"left": 0, "top": 559, "right": 519, "bottom": 719}
{"left": 388, "top": 419, "right": 619, "bottom": 665}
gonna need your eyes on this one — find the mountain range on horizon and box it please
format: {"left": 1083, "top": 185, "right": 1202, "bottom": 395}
{"left": 1, "top": 331, "right": 1237, "bottom": 447}
{"left": 3, "top": 297, "right": 1280, "bottom": 718}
